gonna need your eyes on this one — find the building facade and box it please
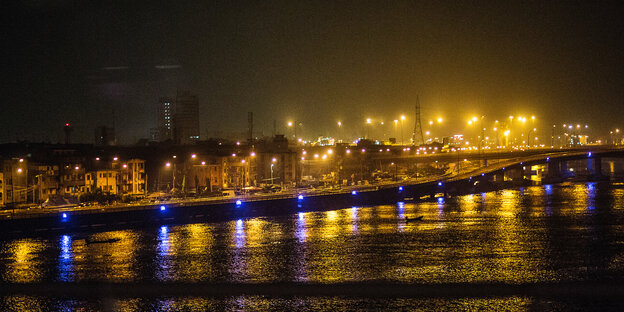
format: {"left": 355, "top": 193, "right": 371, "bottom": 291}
{"left": 156, "top": 91, "right": 200, "bottom": 145}
{"left": 157, "top": 97, "right": 174, "bottom": 141}
{"left": 32, "top": 165, "right": 59, "bottom": 203}
{"left": 173, "top": 91, "right": 200, "bottom": 144}
{"left": 60, "top": 164, "right": 86, "bottom": 196}
{"left": 1, "top": 159, "right": 29, "bottom": 205}
{"left": 119, "top": 159, "right": 146, "bottom": 195}
{"left": 94, "top": 126, "right": 116, "bottom": 146}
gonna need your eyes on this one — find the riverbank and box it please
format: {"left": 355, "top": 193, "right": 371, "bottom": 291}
{"left": 0, "top": 170, "right": 615, "bottom": 238}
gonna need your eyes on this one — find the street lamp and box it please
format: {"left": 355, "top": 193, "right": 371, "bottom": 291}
{"left": 270, "top": 157, "right": 277, "bottom": 185}
{"left": 337, "top": 121, "right": 343, "bottom": 142}
{"left": 400, "top": 115, "right": 406, "bottom": 145}
{"left": 527, "top": 128, "right": 537, "bottom": 147}
{"left": 393, "top": 120, "right": 399, "bottom": 144}
{"left": 287, "top": 121, "right": 301, "bottom": 142}
{"left": 504, "top": 130, "right": 510, "bottom": 149}
{"left": 164, "top": 162, "right": 175, "bottom": 191}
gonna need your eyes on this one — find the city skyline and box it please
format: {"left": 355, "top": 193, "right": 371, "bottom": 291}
{"left": 4, "top": 1, "right": 624, "bottom": 144}
{"left": 3, "top": 2, "right": 624, "bottom": 308}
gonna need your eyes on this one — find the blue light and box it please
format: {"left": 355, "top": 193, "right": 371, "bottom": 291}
{"left": 160, "top": 205, "right": 166, "bottom": 211}
{"left": 398, "top": 186, "right": 403, "bottom": 191}
{"left": 588, "top": 152, "right": 592, "bottom": 157}
{"left": 481, "top": 173, "right": 485, "bottom": 176}
{"left": 437, "top": 197, "right": 445, "bottom": 204}
{"left": 62, "top": 213, "right": 67, "bottom": 219}
{"left": 546, "top": 157, "right": 550, "bottom": 162}
{"left": 236, "top": 200, "right": 242, "bottom": 206}
{"left": 438, "top": 182, "right": 442, "bottom": 187}
{"left": 160, "top": 226, "right": 168, "bottom": 234}
{"left": 297, "top": 194, "right": 304, "bottom": 200}
{"left": 351, "top": 190, "right": 357, "bottom": 195}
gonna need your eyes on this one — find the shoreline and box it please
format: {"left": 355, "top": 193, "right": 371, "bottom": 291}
{"left": 0, "top": 176, "right": 615, "bottom": 238}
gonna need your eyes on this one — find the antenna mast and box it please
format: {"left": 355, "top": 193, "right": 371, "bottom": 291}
{"left": 412, "top": 95, "right": 424, "bottom": 145}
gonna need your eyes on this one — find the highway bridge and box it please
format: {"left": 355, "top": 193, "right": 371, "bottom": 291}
{"left": 429, "top": 147, "right": 624, "bottom": 196}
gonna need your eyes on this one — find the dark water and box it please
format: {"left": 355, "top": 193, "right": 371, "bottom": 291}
{"left": 2, "top": 182, "right": 624, "bottom": 311}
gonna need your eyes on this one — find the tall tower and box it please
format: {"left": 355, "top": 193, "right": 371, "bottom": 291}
{"left": 63, "top": 123, "right": 73, "bottom": 144}
{"left": 412, "top": 96, "right": 424, "bottom": 145}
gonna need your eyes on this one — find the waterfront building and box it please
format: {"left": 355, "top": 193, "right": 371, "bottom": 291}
{"left": 0, "top": 159, "right": 28, "bottom": 205}
{"left": 32, "top": 165, "right": 60, "bottom": 203}
{"left": 185, "top": 157, "right": 224, "bottom": 193}
{"left": 256, "top": 135, "right": 298, "bottom": 186}
{"left": 119, "top": 159, "right": 146, "bottom": 196}
{"left": 60, "top": 163, "right": 86, "bottom": 196}
{"left": 86, "top": 170, "right": 118, "bottom": 194}
{"left": 223, "top": 155, "right": 253, "bottom": 189}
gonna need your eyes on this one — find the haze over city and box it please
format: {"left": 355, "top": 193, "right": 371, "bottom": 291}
{"left": 4, "top": 1, "right": 624, "bottom": 144}
{"left": 5, "top": 1, "right": 624, "bottom": 310}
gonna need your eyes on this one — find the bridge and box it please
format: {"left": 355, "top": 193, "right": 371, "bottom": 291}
{"left": 427, "top": 147, "right": 624, "bottom": 195}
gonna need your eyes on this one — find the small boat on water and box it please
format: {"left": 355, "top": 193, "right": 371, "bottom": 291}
{"left": 85, "top": 238, "right": 121, "bottom": 245}
{"left": 405, "top": 215, "right": 424, "bottom": 222}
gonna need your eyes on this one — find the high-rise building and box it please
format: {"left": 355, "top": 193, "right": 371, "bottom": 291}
{"left": 94, "top": 125, "right": 116, "bottom": 146}
{"left": 157, "top": 97, "right": 174, "bottom": 142}
{"left": 173, "top": 91, "right": 200, "bottom": 144}
{"left": 156, "top": 92, "right": 200, "bottom": 144}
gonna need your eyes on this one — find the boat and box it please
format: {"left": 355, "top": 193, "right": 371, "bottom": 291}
{"left": 85, "top": 238, "right": 121, "bottom": 245}
{"left": 405, "top": 215, "right": 424, "bottom": 222}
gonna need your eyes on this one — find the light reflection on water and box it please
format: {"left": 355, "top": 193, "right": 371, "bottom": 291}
{"left": 0, "top": 182, "right": 623, "bottom": 286}
{"left": 2, "top": 295, "right": 611, "bottom": 312}
{"left": 58, "top": 235, "right": 73, "bottom": 282}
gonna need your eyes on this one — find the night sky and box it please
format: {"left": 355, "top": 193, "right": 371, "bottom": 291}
{"left": 4, "top": 1, "right": 624, "bottom": 144}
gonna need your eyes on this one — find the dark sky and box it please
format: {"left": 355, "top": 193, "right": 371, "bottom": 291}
{"left": 3, "top": 0, "right": 624, "bottom": 144}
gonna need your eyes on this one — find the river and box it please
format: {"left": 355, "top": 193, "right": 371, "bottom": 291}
{"left": 1, "top": 182, "right": 624, "bottom": 311}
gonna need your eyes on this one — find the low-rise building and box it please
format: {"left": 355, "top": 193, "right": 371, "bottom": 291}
{"left": 119, "top": 159, "right": 146, "bottom": 196}
{"left": 256, "top": 135, "right": 298, "bottom": 186}
{"left": 60, "top": 164, "right": 86, "bottom": 196}
{"left": 1, "top": 159, "right": 29, "bottom": 205}
{"left": 32, "top": 165, "right": 60, "bottom": 203}
{"left": 185, "top": 156, "right": 225, "bottom": 193}
{"left": 86, "top": 170, "right": 118, "bottom": 194}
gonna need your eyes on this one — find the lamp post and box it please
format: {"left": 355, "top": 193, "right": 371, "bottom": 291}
{"left": 400, "top": 115, "right": 406, "bottom": 145}
{"left": 287, "top": 121, "right": 297, "bottom": 142}
{"left": 270, "top": 157, "right": 277, "bottom": 185}
{"left": 393, "top": 120, "right": 399, "bottom": 144}
{"left": 527, "top": 128, "right": 537, "bottom": 148}
{"left": 508, "top": 116, "right": 514, "bottom": 148}
{"left": 337, "top": 121, "right": 342, "bottom": 142}
{"left": 391, "top": 162, "right": 398, "bottom": 181}
{"left": 468, "top": 116, "right": 485, "bottom": 167}
{"left": 165, "top": 162, "right": 175, "bottom": 192}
